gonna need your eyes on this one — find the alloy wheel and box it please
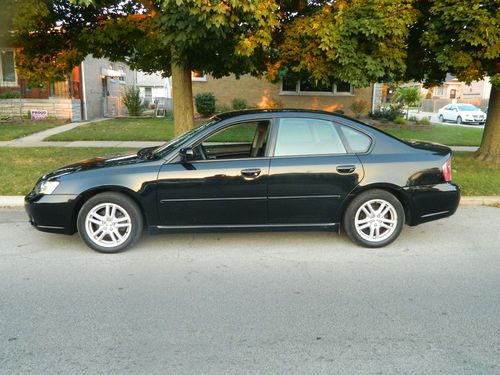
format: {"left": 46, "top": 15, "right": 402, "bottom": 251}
{"left": 354, "top": 199, "right": 398, "bottom": 243}
{"left": 85, "top": 203, "right": 132, "bottom": 248}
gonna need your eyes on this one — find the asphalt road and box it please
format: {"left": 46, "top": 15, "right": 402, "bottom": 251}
{"left": 1, "top": 206, "right": 499, "bottom": 374}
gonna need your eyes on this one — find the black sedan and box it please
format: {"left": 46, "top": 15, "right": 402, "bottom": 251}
{"left": 25, "top": 110, "right": 460, "bottom": 253}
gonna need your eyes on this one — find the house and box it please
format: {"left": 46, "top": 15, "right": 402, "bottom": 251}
{"left": 192, "top": 74, "right": 379, "bottom": 116}
{"left": 135, "top": 71, "right": 170, "bottom": 105}
{"left": 424, "top": 74, "right": 491, "bottom": 101}
{"left": 0, "top": 48, "right": 134, "bottom": 121}
{"left": 420, "top": 74, "right": 491, "bottom": 112}
{"left": 79, "top": 55, "right": 135, "bottom": 120}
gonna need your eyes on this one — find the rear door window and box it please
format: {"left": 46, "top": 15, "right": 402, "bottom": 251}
{"left": 274, "top": 118, "right": 346, "bottom": 157}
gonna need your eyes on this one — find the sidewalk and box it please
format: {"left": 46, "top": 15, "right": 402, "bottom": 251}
{"left": 0, "top": 118, "right": 159, "bottom": 148}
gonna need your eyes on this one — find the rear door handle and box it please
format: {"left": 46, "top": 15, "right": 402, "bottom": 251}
{"left": 241, "top": 168, "right": 261, "bottom": 178}
{"left": 336, "top": 165, "right": 356, "bottom": 174}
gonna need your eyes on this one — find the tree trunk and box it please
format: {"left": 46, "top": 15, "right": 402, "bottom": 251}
{"left": 474, "top": 85, "right": 500, "bottom": 163}
{"left": 171, "top": 53, "right": 194, "bottom": 136}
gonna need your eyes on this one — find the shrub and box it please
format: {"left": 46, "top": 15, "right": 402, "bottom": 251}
{"left": 368, "top": 105, "right": 404, "bottom": 121}
{"left": 350, "top": 100, "right": 368, "bottom": 118}
{"left": 194, "top": 92, "right": 216, "bottom": 116}
{"left": 392, "top": 86, "right": 421, "bottom": 119}
{"left": 394, "top": 116, "right": 407, "bottom": 125}
{"left": 122, "top": 86, "right": 147, "bottom": 116}
{"left": 0, "top": 114, "right": 11, "bottom": 120}
{"left": 0, "top": 91, "right": 21, "bottom": 99}
{"left": 333, "top": 109, "right": 345, "bottom": 115}
{"left": 408, "top": 115, "right": 418, "bottom": 122}
{"left": 215, "top": 104, "right": 231, "bottom": 113}
{"left": 418, "top": 117, "right": 431, "bottom": 125}
{"left": 231, "top": 98, "right": 248, "bottom": 110}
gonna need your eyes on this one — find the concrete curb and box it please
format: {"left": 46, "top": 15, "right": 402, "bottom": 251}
{"left": 1, "top": 195, "right": 499, "bottom": 209}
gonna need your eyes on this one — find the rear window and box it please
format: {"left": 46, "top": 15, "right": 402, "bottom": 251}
{"left": 339, "top": 125, "right": 372, "bottom": 153}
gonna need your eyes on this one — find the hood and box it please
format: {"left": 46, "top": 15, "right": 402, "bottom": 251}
{"left": 41, "top": 148, "right": 155, "bottom": 181}
{"left": 405, "top": 140, "right": 452, "bottom": 157}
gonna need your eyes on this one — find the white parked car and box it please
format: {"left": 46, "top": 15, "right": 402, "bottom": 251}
{"left": 438, "top": 104, "right": 486, "bottom": 125}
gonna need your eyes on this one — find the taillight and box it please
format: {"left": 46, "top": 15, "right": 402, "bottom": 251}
{"left": 442, "top": 158, "right": 452, "bottom": 182}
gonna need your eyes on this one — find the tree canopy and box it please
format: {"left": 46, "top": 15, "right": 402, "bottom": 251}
{"left": 7, "top": 0, "right": 500, "bottom": 161}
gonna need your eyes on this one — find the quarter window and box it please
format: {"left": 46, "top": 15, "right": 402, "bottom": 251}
{"left": 275, "top": 118, "right": 346, "bottom": 157}
{"left": 339, "top": 125, "right": 372, "bottom": 153}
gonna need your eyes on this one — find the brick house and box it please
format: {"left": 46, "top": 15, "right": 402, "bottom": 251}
{"left": 192, "top": 74, "right": 378, "bottom": 116}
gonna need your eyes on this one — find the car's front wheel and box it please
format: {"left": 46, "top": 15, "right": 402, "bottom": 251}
{"left": 77, "top": 192, "right": 143, "bottom": 253}
{"left": 456, "top": 116, "right": 462, "bottom": 124}
{"left": 343, "top": 190, "right": 404, "bottom": 248}
{"left": 438, "top": 114, "right": 444, "bottom": 122}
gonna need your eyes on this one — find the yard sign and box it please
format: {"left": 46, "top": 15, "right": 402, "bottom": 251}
{"left": 31, "top": 110, "right": 48, "bottom": 120}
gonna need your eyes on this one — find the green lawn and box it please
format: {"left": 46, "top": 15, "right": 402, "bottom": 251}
{"left": 0, "top": 147, "right": 137, "bottom": 195}
{"left": 0, "top": 148, "right": 497, "bottom": 196}
{"left": 452, "top": 152, "right": 500, "bottom": 196}
{"left": 0, "top": 119, "right": 68, "bottom": 141}
{"left": 382, "top": 124, "right": 483, "bottom": 146}
{"left": 46, "top": 117, "right": 175, "bottom": 141}
{"left": 46, "top": 117, "right": 484, "bottom": 147}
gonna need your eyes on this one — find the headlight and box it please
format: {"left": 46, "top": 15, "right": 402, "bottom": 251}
{"left": 35, "top": 180, "right": 60, "bottom": 195}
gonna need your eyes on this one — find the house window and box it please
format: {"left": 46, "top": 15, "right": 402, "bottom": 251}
{"left": 334, "top": 81, "right": 352, "bottom": 94}
{"left": 281, "top": 76, "right": 298, "bottom": 92}
{"left": 118, "top": 65, "right": 125, "bottom": 82}
{"left": 191, "top": 71, "right": 207, "bottom": 82}
{"left": 449, "top": 89, "right": 456, "bottom": 99}
{"left": 436, "top": 86, "right": 444, "bottom": 96}
{"left": 1, "top": 50, "right": 16, "bottom": 82}
{"left": 300, "top": 78, "right": 333, "bottom": 93}
{"left": 144, "top": 87, "right": 152, "bottom": 102}
{"left": 280, "top": 77, "right": 353, "bottom": 96}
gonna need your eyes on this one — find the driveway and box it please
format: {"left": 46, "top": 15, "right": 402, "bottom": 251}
{"left": 1, "top": 206, "right": 499, "bottom": 374}
{"left": 408, "top": 110, "right": 485, "bottom": 129}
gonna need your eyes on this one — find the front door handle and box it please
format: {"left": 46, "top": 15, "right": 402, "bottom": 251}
{"left": 336, "top": 165, "right": 356, "bottom": 174}
{"left": 241, "top": 168, "right": 261, "bottom": 178}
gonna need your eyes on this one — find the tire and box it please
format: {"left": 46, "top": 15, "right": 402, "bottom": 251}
{"left": 343, "top": 190, "right": 405, "bottom": 248}
{"left": 438, "top": 114, "right": 444, "bottom": 122}
{"left": 77, "top": 192, "right": 143, "bottom": 253}
{"left": 456, "top": 116, "right": 462, "bottom": 124}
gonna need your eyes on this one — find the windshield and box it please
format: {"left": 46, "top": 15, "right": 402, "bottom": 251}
{"left": 152, "top": 118, "right": 219, "bottom": 158}
{"left": 457, "top": 104, "right": 479, "bottom": 111}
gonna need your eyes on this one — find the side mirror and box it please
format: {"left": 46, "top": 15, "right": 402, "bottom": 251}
{"left": 179, "top": 147, "right": 195, "bottom": 163}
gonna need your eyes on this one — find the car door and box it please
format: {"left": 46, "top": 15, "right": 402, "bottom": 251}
{"left": 449, "top": 105, "right": 458, "bottom": 121}
{"left": 267, "top": 117, "right": 365, "bottom": 225}
{"left": 156, "top": 120, "right": 271, "bottom": 226}
{"left": 442, "top": 105, "right": 452, "bottom": 120}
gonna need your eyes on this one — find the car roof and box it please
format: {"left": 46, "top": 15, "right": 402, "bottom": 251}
{"left": 210, "top": 108, "right": 343, "bottom": 121}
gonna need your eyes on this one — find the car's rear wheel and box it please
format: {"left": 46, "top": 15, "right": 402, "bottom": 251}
{"left": 77, "top": 192, "right": 143, "bottom": 253}
{"left": 438, "top": 114, "right": 444, "bottom": 122}
{"left": 456, "top": 116, "right": 462, "bottom": 124}
{"left": 343, "top": 190, "right": 404, "bottom": 248}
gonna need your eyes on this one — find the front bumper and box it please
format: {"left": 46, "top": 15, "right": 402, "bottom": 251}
{"left": 25, "top": 192, "right": 79, "bottom": 235}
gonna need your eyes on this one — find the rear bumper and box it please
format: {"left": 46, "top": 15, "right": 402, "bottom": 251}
{"left": 25, "top": 192, "right": 79, "bottom": 234}
{"left": 404, "top": 182, "right": 460, "bottom": 226}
